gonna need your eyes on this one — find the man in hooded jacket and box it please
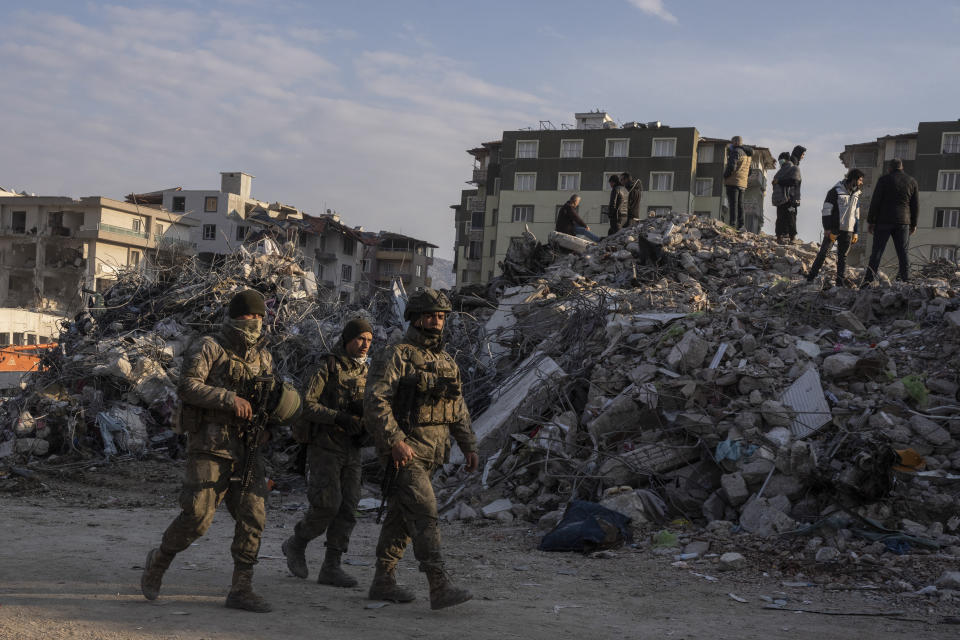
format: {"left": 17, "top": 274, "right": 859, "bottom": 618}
{"left": 140, "top": 289, "right": 277, "bottom": 613}
{"left": 772, "top": 145, "right": 806, "bottom": 243}
{"left": 723, "top": 136, "right": 754, "bottom": 229}
{"left": 806, "top": 169, "right": 864, "bottom": 286}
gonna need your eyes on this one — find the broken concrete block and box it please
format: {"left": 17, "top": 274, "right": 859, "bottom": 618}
{"left": 537, "top": 509, "right": 564, "bottom": 531}
{"left": 481, "top": 498, "right": 513, "bottom": 518}
{"left": 945, "top": 310, "right": 960, "bottom": 329}
{"left": 598, "top": 443, "right": 700, "bottom": 486}
{"left": 834, "top": 310, "right": 866, "bottom": 333}
{"left": 739, "top": 495, "right": 796, "bottom": 537}
{"left": 909, "top": 415, "right": 951, "bottom": 447}
{"left": 674, "top": 412, "right": 715, "bottom": 435}
{"left": 935, "top": 571, "right": 960, "bottom": 590}
{"left": 764, "top": 474, "right": 804, "bottom": 500}
{"left": 760, "top": 400, "right": 793, "bottom": 429}
{"left": 815, "top": 547, "right": 840, "bottom": 563}
{"left": 795, "top": 340, "right": 820, "bottom": 359}
{"left": 14, "top": 411, "right": 35, "bottom": 437}
{"left": 14, "top": 437, "right": 49, "bottom": 456}
{"left": 667, "top": 330, "right": 710, "bottom": 372}
{"left": 495, "top": 510, "right": 515, "bottom": 525}
{"left": 741, "top": 459, "right": 774, "bottom": 486}
{"left": 718, "top": 552, "right": 746, "bottom": 570}
{"left": 822, "top": 353, "right": 859, "bottom": 379}
{"left": 588, "top": 393, "right": 641, "bottom": 447}
{"left": 740, "top": 333, "right": 758, "bottom": 355}
{"left": 684, "top": 540, "right": 710, "bottom": 556}
{"left": 549, "top": 230, "right": 593, "bottom": 254}
{"left": 721, "top": 472, "right": 749, "bottom": 506}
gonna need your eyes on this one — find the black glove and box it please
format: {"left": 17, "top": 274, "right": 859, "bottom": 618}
{"left": 348, "top": 398, "right": 365, "bottom": 417}
{"left": 334, "top": 411, "right": 362, "bottom": 435}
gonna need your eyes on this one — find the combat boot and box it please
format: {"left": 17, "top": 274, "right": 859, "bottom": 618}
{"left": 140, "top": 547, "right": 174, "bottom": 601}
{"left": 367, "top": 562, "right": 415, "bottom": 603}
{"left": 316, "top": 548, "right": 358, "bottom": 588}
{"left": 282, "top": 535, "right": 309, "bottom": 579}
{"left": 426, "top": 568, "right": 472, "bottom": 610}
{"left": 225, "top": 566, "right": 272, "bottom": 613}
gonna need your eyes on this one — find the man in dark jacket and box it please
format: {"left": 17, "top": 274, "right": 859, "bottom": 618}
{"left": 555, "top": 194, "right": 599, "bottom": 241}
{"left": 723, "top": 136, "right": 754, "bottom": 229}
{"left": 772, "top": 145, "right": 805, "bottom": 242}
{"left": 806, "top": 169, "right": 864, "bottom": 287}
{"left": 861, "top": 158, "right": 919, "bottom": 285}
{"left": 621, "top": 172, "right": 642, "bottom": 226}
{"left": 607, "top": 175, "right": 628, "bottom": 235}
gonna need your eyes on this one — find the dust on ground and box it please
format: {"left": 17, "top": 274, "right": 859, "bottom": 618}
{"left": 1, "top": 459, "right": 957, "bottom": 640}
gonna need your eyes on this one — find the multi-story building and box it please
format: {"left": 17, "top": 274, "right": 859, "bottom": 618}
{"left": 300, "top": 213, "right": 364, "bottom": 303}
{"left": 368, "top": 231, "right": 435, "bottom": 292}
{"left": 452, "top": 112, "right": 774, "bottom": 285}
{"left": 841, "top": 120, "right": 960, "bottom": 269}
{"left": 0, "top": 193, "right": 194, "bottom": 343}
{"left": 129, "top": 172, "right": 303, "bottom": 261}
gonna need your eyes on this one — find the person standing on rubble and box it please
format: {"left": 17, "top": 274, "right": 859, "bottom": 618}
{"left": 723, "top": 136, "right": 755, "bottom": 230}
{"left": 860, "top": 158, "right": 919, "bottom": 286}
{"left": 364, "top": 288, "right": 479, "bottom": 610}
{"left": 806, "top": 169, "right": 864, "bottom": 287}
{"left": 775, "top": 145, "right": 806, "bottom": 243}
{"left": 620, "top": 172, "right": 642, "bottom": 227}
{"left": 555, "top": 194, "right": 599, "bottom": 241}
{"left": 607, "top": 174, "right": 628, "bottom": 236}
{"left": 141, "top": 289, "right": 296, "bottom": 613}
{"left": 281, "top": 317, "right": 373, "bottom": 587}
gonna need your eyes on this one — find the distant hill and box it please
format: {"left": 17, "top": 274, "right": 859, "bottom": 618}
{"left": 429, "top": 257, "right": 455, "bottom": 290}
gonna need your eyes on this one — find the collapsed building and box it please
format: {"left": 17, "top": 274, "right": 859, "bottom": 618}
{"left": 2, "top": 212, "right": 960, "bottom": 592}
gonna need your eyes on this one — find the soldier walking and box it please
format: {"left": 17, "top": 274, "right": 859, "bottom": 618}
{"left": 282, "top": 318, "right": 374, "bottom": 587}
{"left": 140, "top": 290, "right": 299, "bottom": 613}
{"left": 364, "top": 288, "right": 479, "bottom": 610}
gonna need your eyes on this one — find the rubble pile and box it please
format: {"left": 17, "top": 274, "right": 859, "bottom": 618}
{"left": 439, "top": 213, "right": 960, "bottom": 577}
{"left": 0, "top": 242, "right": 397, "bottom": 464}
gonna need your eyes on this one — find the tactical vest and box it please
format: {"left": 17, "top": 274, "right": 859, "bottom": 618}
{"left": 392, "top": 345, "right": 461, "bottom": 431}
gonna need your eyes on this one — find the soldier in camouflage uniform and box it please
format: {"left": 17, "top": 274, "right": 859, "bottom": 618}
{"left": 140, "top": 290, "right": 277, "bottom": 613}
{"left": 364, "top": 288, "right": 479, "bottom": 610}
{"left": 282, "top": 318, "right": 373, "bottom": 587}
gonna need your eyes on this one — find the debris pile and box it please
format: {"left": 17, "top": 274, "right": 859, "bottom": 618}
{"left": 0, "top": 241, "right": 396, "bottom": 465}
{"left": 438, "top": 213, "right": 960, "bottom": 579}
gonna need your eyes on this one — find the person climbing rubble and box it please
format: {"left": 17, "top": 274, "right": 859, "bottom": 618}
{"left": 363, "top": 288, "right": 479, "bottom": 610}
{"left": 282, "top": 317, "right": 374, "bottom": 588}
{"left": 140, "top": 289, "right": 300, "bottom": 613}
{"left": 806, "top": 168, "right": 864, "bottom": 287}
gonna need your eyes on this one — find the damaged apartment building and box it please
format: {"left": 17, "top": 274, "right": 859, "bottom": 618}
{"left": 451, "top": 111, "right": 774, "bottom": 286}
{"left": 0, "top": 190, "right": 194, "bottom": 345}
{"left": 840, "top": 119, "right": 960, "bottom": 270}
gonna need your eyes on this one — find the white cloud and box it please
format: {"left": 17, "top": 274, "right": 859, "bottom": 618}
{"left": 627, "top": 0, "right": 678, "bottom": 24}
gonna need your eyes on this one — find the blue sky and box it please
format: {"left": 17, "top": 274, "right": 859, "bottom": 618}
{"left": 2, "top": 0, "right": 959, "bottom": 259}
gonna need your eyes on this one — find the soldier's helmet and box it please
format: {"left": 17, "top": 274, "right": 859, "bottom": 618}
{"left": 268, "top": 382, "right": 302, "bottom": 423}
{"left": 404, "top": 288, "right": 453, "bottom": 321}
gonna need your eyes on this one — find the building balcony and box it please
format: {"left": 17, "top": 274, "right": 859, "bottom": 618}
{"left": 472, "top": 168, "right": 487, "bottom": 184}
{"left": 470, "top": 196, "right": 486, "bottom": 213}
{"left": 376, "top": 249, "right": 414, "bottom": 262}
{"left": 77, "top": 224, "right": 155, "bottom": 248}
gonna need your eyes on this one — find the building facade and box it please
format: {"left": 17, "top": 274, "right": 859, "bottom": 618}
{"left": 841, "top": 120, "right": 960, "bottom": 269}
{"left": 369, "top": 231, "right": 435, "bottom": 292}
{"left": 452, "top": 112, "right": 774, "bottom": 285}
{"left": 300, "top": 213, "right": 364, "bottom": 303}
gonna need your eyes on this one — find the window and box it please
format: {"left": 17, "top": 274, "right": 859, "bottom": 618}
{"left": 606, "top": 138, "right": 628, "bottom": 157}
{"left": 560, "top": 139, "right": 583, "bottom": 158}
{"left": 694, "top": 178, "right": 713, "bottom": 197}
{"left": 129, "top": 250, "right": 141, "bottom": 266}
{"left": 650, "top": 172, "right": 674, "bottom": 191}
{"left": 172, "top": 196, "right": 185, "bottom": 212}
{"left": 512, "top": 205, "right": 534, "bottom": 222}
{"left": 343, "top": 236, "right": 356, "bottom": 256}
{"left": 11, "top": 211, "right": 26, "bottom": 232}
{"left": 204, "top": 196, "right": 218, "bottom": 212}
{"left": 461, "top": 270, "right": 469, "bottom": 284}
{"left": 236, "top": 225, "right": 248, "bottom": 241}
{"left": 361, "top": 259, "right": 371, "bottom": 273}
{"left": 558, "top": 172, "right": 580, "bottom": 191}
{"left": 935, "top": 209, "right": 960, "bottom": 228}
{"left": 0, "top": 333, "right": 8, "bottom": 345}
{"left": 493, "top": 177, "right": 501, "bottom": 196}
{"left": 939, "top": 171, "right": 960, "bottom": 191}
{"left": 156, "top": 223, "right": 164, "bottom": 236}
{"left": 697, "top": 144, "right": 715, "bottom": 163}
{"left": 489, "top": 239, "right": 496, "bottom": 257}
{"left": 894, "top": 139, "right": 910, "bottom": 159}
{"left": 471, "top": 211, "right": 484, "bottom": 228}
{"left": 516, "top": 140, "right": 538, "bottom": 158}
{"left": 931, "top": 246, "right": 958, "bottom": 262}
{"left": 132, "top": 219, "right": 141, "bottom": 233}
{"left": 202, "top": 224, "right": 216, "bottom": 240}
{"left": 648, "top": 207, "right": 672, "bottom": 217}
{"left": 514, "top": 173, "right": 536, "bottom": 191}
{"left": 416, "top": 264, "right": 423, "bottom": 277}
{"left": 468, "top": 241, "right": 482, "bottom": 259}
{"left": 652, "top": 138, "right": 676, "bottom": 157}
{"left": 943, "top": 133, "right": 960, "bottom": 154}
{"left": 852, "top": 150, "right": 877, "bottom": 168}
{"left": 603, "top": 171, "right": 620, "bottom": 191}
{"left": 341, "top": 264, "right": 352, "bottom": 282}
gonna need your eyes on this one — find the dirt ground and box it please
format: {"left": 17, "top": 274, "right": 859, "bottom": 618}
{"left": 1, "top": 459, "right": 958, "bottom": 640}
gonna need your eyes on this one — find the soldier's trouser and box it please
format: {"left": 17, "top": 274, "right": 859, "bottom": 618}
{"left": 293, "top": 445, "right": 361, "bottom": 551}
{"left": 374, "top": 459, "right": 443, "bottom": 573}
{"left": 160, "top": 453, "right": 267, "bottom": 567}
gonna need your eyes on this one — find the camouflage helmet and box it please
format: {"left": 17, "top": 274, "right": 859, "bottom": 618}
{"left": 268, "top": 382, "right": 302, "bottom": 424}
{"left": 404, "top": 288, "right": 452, "bottom": 321}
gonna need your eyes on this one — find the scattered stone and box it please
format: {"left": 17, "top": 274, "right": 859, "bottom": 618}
{"left": 718, "top": 552, "right": 746, "bottom": 570}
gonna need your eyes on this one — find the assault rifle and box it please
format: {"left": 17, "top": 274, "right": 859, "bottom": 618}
{"left": 376, "top": 462, "right": 399, "bottom": 524}
{"left": 236, "top": 375, "right": 277, "bottom": 499}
